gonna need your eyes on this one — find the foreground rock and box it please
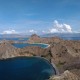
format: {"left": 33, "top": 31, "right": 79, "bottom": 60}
{"left": 49, "top": 70, "right": 80, "bottom": 80}
{"left": 0, "top": 41, "right": 19, "bottom": 59}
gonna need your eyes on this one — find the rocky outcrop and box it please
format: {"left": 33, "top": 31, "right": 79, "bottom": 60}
{"left": 61, "top": 40, "right": 80, "bottom": 57}
{"left": 27, "top": 34, "right": 62, "bottom": 44}
{"left": 50, "top": 41, "right": 80, "bottom": 73}
{"left": 49, "top": 70, "right": 80, "bottom": 80}
{"left": 0, "top": 41, "right": 19, "bottom": 59}
{"left": 27, "top": 34, "right": 42, "bottom": 43}
{"left": 18, "top": 46, "right": 52, "bottom": 61}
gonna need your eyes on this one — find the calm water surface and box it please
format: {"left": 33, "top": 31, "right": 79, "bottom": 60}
{"left": 61, "top": 37, "right": 80, "bottom": 40}
{"left": 12, "top": 43, "right": 49, "bottom": 48}
{"left": 0, "top": 57, "right": 56, "bottom": 80}
{"left": 0, "top": 38, "right": 28, "bottom": 41}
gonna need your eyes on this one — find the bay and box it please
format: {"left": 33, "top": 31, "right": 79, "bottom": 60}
{"left": 12, "top": 43, "right": 49, "bottom": 48}
{"left": 0, "top": 57, "right": 57, "bottom": 80}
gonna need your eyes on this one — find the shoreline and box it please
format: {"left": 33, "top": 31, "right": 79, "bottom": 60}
{"left": 0, "top": 40, "right": 50, "bottom": 48}
{"left": 31, "top": 43, "right": 50, "bottom": 48}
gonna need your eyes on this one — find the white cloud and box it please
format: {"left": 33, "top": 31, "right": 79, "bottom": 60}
{"left": 43, "top": 20, "right": 72, "bottom": 33}
{"left": 27, "top": 29, "right": 37, "bottom": 34}
{"left": 42, "top": 30, "right": 46, "bottom": 33}
{"left": 2, "top": 29, "right": 18, "bottom": 34}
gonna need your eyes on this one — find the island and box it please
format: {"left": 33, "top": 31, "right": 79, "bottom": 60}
{"left": 0, "top": 34, "right": 80, "bottom": 80}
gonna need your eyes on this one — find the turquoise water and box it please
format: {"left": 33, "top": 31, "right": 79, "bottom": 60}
{"left": 12, "top": 43, "right": 49, "bottom": 48}
{"left": 0, "top": 37, "right": 80, "bottom": 41}
{"left": 0, "top": 57, "right": 56, "bottom": 80}
{"left": 0, "top": 38, "right": 28, "bottom": 41}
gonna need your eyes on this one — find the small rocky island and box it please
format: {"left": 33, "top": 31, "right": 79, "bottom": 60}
{"left": 0, "top": 34, "right": 80, "bottom": 80}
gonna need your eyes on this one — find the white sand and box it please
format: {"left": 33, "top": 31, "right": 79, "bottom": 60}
{"left": 32, "top": 43, "right": 50, "bottom": 48}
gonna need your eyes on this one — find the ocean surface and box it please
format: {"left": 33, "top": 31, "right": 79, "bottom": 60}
{"left": 0, "top": 38, "right": 28, "bottom": 41}
{"left": 0, "top": 57, "right": 56, "bottom": 80}
{"left": 61, "top": 37, "right": 80, "bottom": 40}
{"left": 0, "top": 37, "right": 80, "bottom": 41}
{"left": 12, "top": 43, "right": 49, "bottom": 48}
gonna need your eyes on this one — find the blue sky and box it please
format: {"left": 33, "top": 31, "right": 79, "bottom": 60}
{"left": 0, "top": 0, "right": 80, "bottom": 34}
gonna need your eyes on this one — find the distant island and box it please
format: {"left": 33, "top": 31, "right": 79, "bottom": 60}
{"left": 0, "top": 34, "right": 80, "bottom": 80}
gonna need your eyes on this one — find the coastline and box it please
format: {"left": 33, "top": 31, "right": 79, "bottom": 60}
{"left": 31, "top": 43, "right": 50, "bottom": 48}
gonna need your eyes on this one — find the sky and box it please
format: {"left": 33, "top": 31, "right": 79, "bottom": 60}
{"left": 0, "top": 0, "right": 80, "bottom": 34}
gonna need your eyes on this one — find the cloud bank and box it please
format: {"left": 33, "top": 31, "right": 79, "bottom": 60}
{"left": 2, "top": 29, "right": 18, "bottom": 34}
{"left": 26, "top": 29, "right": 37, "bottom": 34}
{"left": 29, "top": 29, "right": 37, "bottom": 33}
{"left": 2, "top": 29, "right": 37, "bottom": 35}
{"left": 1, "top": 20, "right": 73, "bottom": 35}
{"left": 43, "top": 20, "right": 72, "bottom": 33}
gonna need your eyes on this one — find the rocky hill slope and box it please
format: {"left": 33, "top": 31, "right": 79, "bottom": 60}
{"left": 27, "top": 34, "right": 80, "bottom": 79}
{"left": 0, "top": 35, "right": 80, "bottom": 79}
{"left": 49, "top": 70, "right": 80, "bottom": 80}
{"left": 0, "top": 41, "right": 19, "bottom": 59}
{"left": 27, "top": 34, "right": 62, "bottom": 44}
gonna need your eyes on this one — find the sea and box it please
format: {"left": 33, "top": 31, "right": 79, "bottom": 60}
{"left": 0, "top": 37, "right": 80, "bottom": 41}
{"left": 0, "top": 57, "right": 56, "bottom": 80}
{"left": 61, "top": 37, "right": 80, "bottom": 40}
{"left": 0, "top": 38, "right": 28, "bottom": 41}
{"left": 12, "top": 43, "right": 49, "bottom": 48}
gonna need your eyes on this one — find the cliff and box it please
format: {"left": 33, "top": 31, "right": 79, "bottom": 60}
{"left": 0, "top": 41, "right": 19, "bottom": 59}
{"left": 49, "top": 70, "right": 80, "bottom": 80}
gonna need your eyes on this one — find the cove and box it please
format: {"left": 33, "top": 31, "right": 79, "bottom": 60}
{"left": 0, "top": 57, "right": 57, "bottom": 80}
{"left": 12, "top": 43, "right": 49, "bottom": 48}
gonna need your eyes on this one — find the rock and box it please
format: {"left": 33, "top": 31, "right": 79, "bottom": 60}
{"left": 18, "top": 46, "right": 52, "bottom": 61}
{"left": 0, "top": 35, "right": 80, "bottom": 80}
{"left": 49, "top": 70, "right": 80, "bottom": 80}
{"left": 27, "top": 34, "right": 41, "bottom": 43}
{"left": 0, "top": 41, "right": 19, "bottom": 59}
{"left": 27, "top": 34, "right": 62, "bottom": 44}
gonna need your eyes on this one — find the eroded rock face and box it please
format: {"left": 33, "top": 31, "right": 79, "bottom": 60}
{"left": 18, "top": 46, "right": 52, "bottom": 61}
{"left": 0, "top": 41, "right": 19, "bottom": 59}
{"left": 27, "top": 34, "right": 62, "bottom": 44}
{"left": 51, "top": 43, "right": 80, "bottom": 75}
{"left": 60, "top": 40, "right": 80, "bottom": 57}
{"left": 49, "top": 70, "right": 80, "bottom": 80}
{"left": 27, "top": 34, "right": 42, "bottom": 43}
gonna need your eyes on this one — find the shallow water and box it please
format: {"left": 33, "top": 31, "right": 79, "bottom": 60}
{"left": 0, "top": 57, "right": 56, "bottom": 80}
{"left": 12, "top": 43, "right": 49, "bottom": 48}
